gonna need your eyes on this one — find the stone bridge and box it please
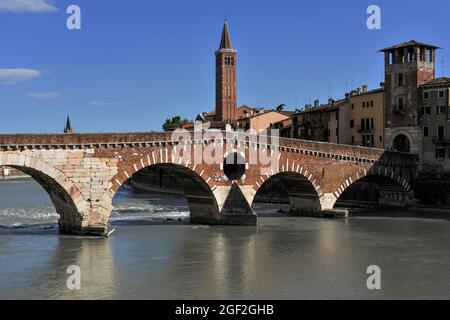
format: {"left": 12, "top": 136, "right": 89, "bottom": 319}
{"left": 0, "top": 131, "right": 418, "bottom": 236}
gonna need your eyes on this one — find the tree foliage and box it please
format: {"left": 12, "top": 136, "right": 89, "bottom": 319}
{"left": 162, "top": 116, "right": 189, "bottom": 131}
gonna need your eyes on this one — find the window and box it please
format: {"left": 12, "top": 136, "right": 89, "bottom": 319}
{"left": 370, "top": 101, "right": 374, "bottom": 107}
{"left": 436, "top": 148, "right": 445, "bottom": 159}
{"left": 363, "top": 102, "right": 366, "bottom": 108}
{"left": 363, "top": 135, "right": 374, "bottom": 147}
{"left": 361, "top": 119, "right": 365, "bottom": 131}
{"left": 351, "top": 104, "right": 354, "bottom": 110}
{"left": 398, "top": 73, "right": 404, "bottom": 87}
{"left": 424, "top": 92, "right": 429, "bottom": 100}
{"left": 352, "top": 136, "right": 355, "bottom": 144}
{"left": 439, "top": 91, "right": 445, "bottom": 99}
{"left": 424, "top": 127, "right": 429, "bottom": 137}
{"left": 425, "top": 106, "right": 431, "bottom": 115}
{"left": 350, "top": 119, "right": 354, "bottom": 128}
{"left": 379, "top": 135, "right": 383, "bottom": 142}
{"left": 365, "top": 118, "right": 370, "bottom": 131}
{"left": 336, "top": 128, "right": 339, "bottom": 136}
{"left": 437, "top": 106, "right": 446, "bottom": 114}
{"left": 438, "top": 126, "right": 445, "bottom": 140}
{"left": 398, "top": 98, "right": 404, "bottom": 111}
{"left": 427, "top": 49, "right": 433, "bottom": 63}
{"left": 224, "top": 57, "right": 234, "bottom": 66}
{"left": 388, "top": 51, "right": 394, "bottom": 65}
{"left": 371, "top": 118, "right": 374, "bottom": 130}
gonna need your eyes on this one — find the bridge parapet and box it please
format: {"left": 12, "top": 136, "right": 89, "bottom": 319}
{"left": 0, "top": 132, "right": 418, "bottom": 165}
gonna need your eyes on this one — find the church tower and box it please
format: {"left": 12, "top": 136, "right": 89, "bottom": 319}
{"left": 215, "top": 20, "right": 237, "bottom": 122}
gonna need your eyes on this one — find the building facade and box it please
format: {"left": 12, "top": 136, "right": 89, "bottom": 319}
{"left": 419, "top": 78, "right": 450, "bottom": 171}
{"left": 348, "top": 87, "right": 385, "bottom": 149}
{"left": 237, "top": 110, "right": 290, "bottom": 133}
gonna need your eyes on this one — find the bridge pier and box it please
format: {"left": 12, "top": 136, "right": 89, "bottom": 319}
{"left": 189, "top": 183, "right": 257, "bottom": 226}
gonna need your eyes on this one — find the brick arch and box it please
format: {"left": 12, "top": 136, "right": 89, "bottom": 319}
{"left": 252, "top": 159, "right": 322, "bottom": 196}
{"left": 388, "top": 129, "right": 414, "bottom": 150}
{"left": 0, "top": 154, "right": 87, "bottom": 233}
{"left": 108, "top": 148, "right": 215, "bottom": 195}
{"left": 333, "top": 166, "right": 411, "bottom": 202}
{"left": 103, "top": 149, "right": 222, "bottom": 224}
{"left": 250, "top": 161, "right": 322, "bottom": 211}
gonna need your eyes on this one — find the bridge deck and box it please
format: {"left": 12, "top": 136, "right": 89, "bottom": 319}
{"left": 0, "top": 132, "right": 418, "bottom": 165}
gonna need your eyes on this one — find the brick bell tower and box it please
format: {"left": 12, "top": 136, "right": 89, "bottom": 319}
{"left": 215, "top": 20, "right": 237, "bottom": 122}
{"left": 381, "top": 40, "right": 438, "bottom": 154}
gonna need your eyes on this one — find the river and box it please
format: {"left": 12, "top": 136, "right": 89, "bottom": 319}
{"left": 0, "top": 179, "right": 449, "bottom": 300}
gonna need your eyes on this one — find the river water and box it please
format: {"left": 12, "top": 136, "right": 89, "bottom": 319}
{"left": 0, "top": 179, "right": 449, "bottom": 300}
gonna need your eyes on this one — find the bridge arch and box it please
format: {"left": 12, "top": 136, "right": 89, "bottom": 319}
{"left": 0, "top": 154, "right": 87, "bottom": 234}
{"left": 106, "top": 153, "right": 221, "bottom": 224}
{"left": 252, "top": 165, "right": 322, "bottom": 214}
{"left": 332, "top": 166, "right": 412, "bottom": 209}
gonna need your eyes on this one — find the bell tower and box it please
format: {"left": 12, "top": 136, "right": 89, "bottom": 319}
{"left": 215, "top": 20, "right": 237, "bottom": 122}
{"left": 381, "top": 40, "right": 438, "bottom": 153}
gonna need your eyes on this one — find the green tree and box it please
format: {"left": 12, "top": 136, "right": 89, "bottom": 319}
{"left": 162, "top": 116, "right": 189, "bottom": 131}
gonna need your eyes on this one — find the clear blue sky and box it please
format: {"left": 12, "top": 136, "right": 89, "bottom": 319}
{"left": 1, "top": 0, "right": 449, "bottom": 133}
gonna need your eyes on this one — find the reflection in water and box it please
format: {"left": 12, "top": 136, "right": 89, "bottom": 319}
{"left": 1, "top": 180, "right": 450, "bottom": 299}
{"left": 0, "top": 235, "right": 116, "bottom": 299}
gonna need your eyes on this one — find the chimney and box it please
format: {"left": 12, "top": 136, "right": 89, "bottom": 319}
{"left": 357, "top": 87, "right": 361, "bottom": 95}
{"left": 314, "top": 99, "right": 320, "bottom": 108}
{"left": 328, "top": 98, "right": 334, "bottom": 105}
{"left": 362, "top": 85, "right": 368, "bottom": 94}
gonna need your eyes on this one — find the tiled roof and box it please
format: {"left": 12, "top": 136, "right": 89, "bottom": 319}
{"left": 420, "top": 77, "right": 450, "bottom": 87}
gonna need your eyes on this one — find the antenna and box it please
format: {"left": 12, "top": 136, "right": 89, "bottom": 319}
{"left": 442, "top": 55, "right": 445, "bottom": 77}
{"left": 345, "top": 80, "right": 348, "bottom": 92}
{"left": 350, "top": 77, "right": 354, "bottom": 90}
{"left": 328, "top": 81, "right": 332, "bottom": 99}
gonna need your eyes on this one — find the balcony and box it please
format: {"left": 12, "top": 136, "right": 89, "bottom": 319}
{"left": 432, "top": 136, "right": 450, "bottom": 145}
{"left": 356, "top": 125, "right": 375, "bottom": 133}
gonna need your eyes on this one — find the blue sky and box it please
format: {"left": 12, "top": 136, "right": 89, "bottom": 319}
{"left": 1, "top": 0, "right": 449, "bottom": 133}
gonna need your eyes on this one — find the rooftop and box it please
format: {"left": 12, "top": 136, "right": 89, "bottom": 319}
{"left": 380, "top": 40, "right": 440, "bottom": 52}
{"left": 420, "top": 77, "right": 450, "bottom": 87}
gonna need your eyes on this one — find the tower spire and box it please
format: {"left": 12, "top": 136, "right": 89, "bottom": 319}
{"left": 64, "top": 115, "right": 73, "bottom": 134}
{"left": 219, "top": 19, "right": 233, "bottom": 49}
